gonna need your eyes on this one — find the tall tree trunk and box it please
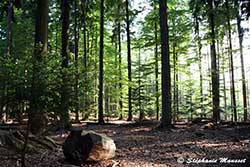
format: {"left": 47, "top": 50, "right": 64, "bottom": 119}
{"left": 173, "top": 51, "right": 179, "bottom": 122}
{"left": 195, "top": 17, "right": 204, "bottom": 117}
{"left": 98, "top": 0, "right": 105, "bottom": 124}
{"left": 221, "top": 43, "right": 227, "bottom": 120}
{"left": 173, "top": 40, "right": 177, "bottom": 122}
{"left": 30, "top": 0, "right": 49, "bottom": 134}
{"left": 225, "top": 0, "right": 237, "bottom": 122}
{"left": 208, "top": 0, "right": 220, "bottom": 123}
{"left": 81, "top": 0, "right": 88, "bottom": 118}
{"left": 74, "top": 0, "right": 80, "bottom": 122}
{"left": 118, "top": 4, "right": 123, "bottom": 120}
{"left": 159, "top": 0, "right": 172, "bottom": 128}
{"left": 94, "top": 24, "right": 98, "bottom": 118}
{"left": 105, "top": 84, "right": 109, "bottom": 119}
{"left": 60, "top": 0, "right": 71, "bottom": 128}
{"left": 236, "top": 0, "right": 247, "bottom": 122}
{"left": 154, "top": 8, "right": 159, "bottom": 121}
{"left": 125, "top": 0, "right": 132, "bottom": 121}
{"left": 138, "top": 47, "right": 144, "bottom": 121}
{"left": 206, "top": 47, "right": 212, "bottom": 104}
{"left": 172, "top": 16, "right": 178, "bottom": 122}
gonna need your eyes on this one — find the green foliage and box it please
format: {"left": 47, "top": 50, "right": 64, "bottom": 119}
{"left": 0, "top": 0, "right": 249, "bottom": 124}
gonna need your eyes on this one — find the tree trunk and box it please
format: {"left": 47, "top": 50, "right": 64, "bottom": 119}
{"left": 221, "top": 43, "right": 228, "bottom": 120}
{"left": 236, "top": 0, "right": 247, "bottom": 122}
{"left": 74, "top": 0, "right": 80, "bottom": 122}
{"left": 173, "top": 52, "right": 179, "bottom": 122}
{"left": 154, "top": 3, "right": 159, "bottom": 121}
{"left": 173, "top": 40, "right": 177, "bottom": 122}
{"left": 98, "top": 0, "right": 105, "bottom": 124}
{"left": 225, "top": 0, "right": 237, "bottom": 122}
{"left": 60, "top": 0, "right": 71, "bottom": 128}
{"left": 81, "top": 0, "right": 88, "bottom": 120}
{"left": 25, "top": 2, "right": 39, "bottom": 128}
{"left": 138, "top": 47, "right": 144, "bottom": 121}
{"left": 172, "top": 15, "right": 178, "bottom": 122}
{"left": 118, "top": 4, "right": 123, "bottom": 120}
{"left": 195, "top": 17, "right": 204, "bottom": 117}
{"left": 125, "top": 0, "right": 132, "bottom": 121}
{"left": 94, "top": 25, "right": 98, "bottom": 118}
{"left": 29, "top": 0, "right": 49, "bottom": 134}
{"left": 113, "top": 26, "right": 118, "bottom": 115}
{"left": 105, "top": 84, "right": 109, "bottom": 117}
{"left": 208, "top": 0, "right": 220, "bottom": 123}
{"left": 159, "top": 0, "right": 172, "bottom": 128}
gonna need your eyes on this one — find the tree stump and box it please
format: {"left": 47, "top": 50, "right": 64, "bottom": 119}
{"left": 62, "top": 129, "right": 116, "bottom": 165}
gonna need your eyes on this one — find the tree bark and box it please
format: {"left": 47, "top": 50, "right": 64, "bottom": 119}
{"left": 195, "top": 17, "right": 204, "bottom": 117}
{"left": 118, "top": 4, "right": 123, "bottom": 120}
{"left": 208, "top": 0, "right": 220, "bottom": 123}
{"left": 221, "top": 43, "right": 227, "bottom": 120}
{"left": 225, "top": 0, "right": 237, "bottom": 122}
{"left": 154, "top": 2, "right": 159, "bottom": 121}
{"left": 138, "top": 47, "right": 144, "bottom": 121}
{"left": 159, "top": 0, "right": 172, "bottom": 128}
{"left": 172, "top": 17, "right": 178, "bottom": 122}
{"left": 236, "top": 0, "right": 247, "bottom": 122}
{"left": 81, "top": 0, "right": 88, "bottom": 120}
{"left": 125, "top": 0, "right": 132, "bottom": 121}
{"left": 74, "top": 0, "right": 80, "bottom": 122}
{"left": 98, "top": 0, "right": 105, "bottom": 124}
{"left": 30, "top": 0, "right": 49, "bottom": 134}
{"left": 60, "top": 0, "right": 71, "bottom": 128}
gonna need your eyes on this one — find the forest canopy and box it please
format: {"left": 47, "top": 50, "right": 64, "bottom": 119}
{"left": 0, "top": 0, "right": 250, "bottom": 132}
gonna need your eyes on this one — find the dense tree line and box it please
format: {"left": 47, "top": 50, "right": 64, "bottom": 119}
{"left": 0, "top": 0, "right": 250, "bottom": 133}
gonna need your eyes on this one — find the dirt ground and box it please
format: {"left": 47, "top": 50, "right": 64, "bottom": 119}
{"left": 1, "top": 121, "right": 250, "bottom": 167}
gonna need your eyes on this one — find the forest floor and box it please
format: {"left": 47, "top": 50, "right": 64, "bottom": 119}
{"left": 0, "top": 120, "right": 250, "bottom": 167}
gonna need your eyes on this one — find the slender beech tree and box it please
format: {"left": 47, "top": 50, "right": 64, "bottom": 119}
{"left": 118, "top": 4, "right": 123, "bottom": 120}
{"left": 221, "top": 42, "right": 228, "bottom": 120}
{"left": 154, "top": 1, "right": 159, "bottom": 120}
{"left": 208, "top": 0, "right": 220, "bottom": 123}
{"left": 30, "top": 0, "right": 49, "bottom": 134}
{"left": 80, "top": 0, "right": 88, "bottom": 119}
{"left": 225, "top": 0, "right": 237, "bottom": 122}
{"left": 60, "top": 0, "right": 71, "bottom": 128}
{"left": 98, "top": 0, "right": 105, "bottom": 123}
{"left": 235, "top": 0, "right": 247, "bottom": 122}
{"left": 138, "top": 47, "right": 144, "bottom": 120}
{"left": 82, "top": 0, "right": 87, "bottom": 68}
{"left": 172, "top": 17, "right": 178, "bottom": 122}
{"left": 125, "top": 0, "right": 132, "bottom": 121}
{"left": 159, "top": 0, "right": 172, "bottom": 128}
{"left": 74, "top": 0, "right": 80, "bottom": 122}
{"left": 193, "top": 11, "right": 204, "bottom": 117}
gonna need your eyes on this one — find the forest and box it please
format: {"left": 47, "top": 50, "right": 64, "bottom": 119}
{"left": 0, "top": 0, "right": 250, "bottom": 166}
